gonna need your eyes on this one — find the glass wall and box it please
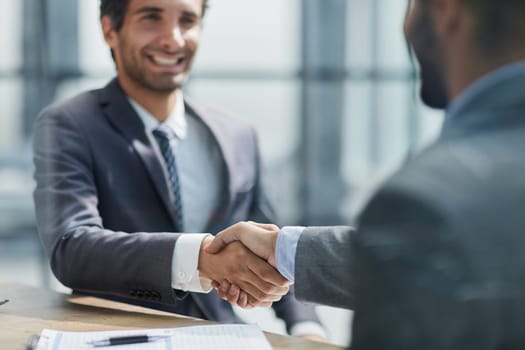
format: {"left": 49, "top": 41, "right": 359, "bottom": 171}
{"left": 0, "top": 0, "right": 33, "bottom": 244}
{"left": 0, "top": 0, "right": 23, "bottom": 150}
{"left": 342, "top": 0, "right": 442, "bottom": 218}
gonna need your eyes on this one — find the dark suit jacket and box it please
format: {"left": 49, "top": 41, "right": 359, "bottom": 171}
{"left": 350, "top": 67, "right": 525, "bottom": 348}
{"left": 295, "top": 226, "right": 353, "bottom": 309}
{"left": 352, "top": 68, "right": 525, "bottom": 350}
{"left": 292, "top": 66, "right": 525, "bottom": 348}
{"left": 32, "top": 78, "right": 318, "bottom": 331}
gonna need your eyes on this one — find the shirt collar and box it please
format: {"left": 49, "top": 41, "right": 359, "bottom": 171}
{"left": 445, "top": 60, "right": 525, "bottom": 121}
{"left": 128, "top": 90, "right": 187, "bottom": 140}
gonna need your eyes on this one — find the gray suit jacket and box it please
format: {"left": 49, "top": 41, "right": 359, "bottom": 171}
{"left": 33, "top": 78, "right": 318, "bottom": 330}
{"left": 295, "top": 68, "right": 525, "bottom": 349}
{"left": 295, "top": 226, "right": 353, "bottom": 309}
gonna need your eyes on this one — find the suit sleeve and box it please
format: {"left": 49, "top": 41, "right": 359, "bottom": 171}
{"left": 295, "top": 226, "right": 353, "bottom": 309}
{"left": 350, "top": 186, "right": 473, "bottom": 350}
{"left": 33, "top": 106, "right": 183, "bottom": 304}
{"left": 245, "top": 129, "right": 322, "bottom": 332}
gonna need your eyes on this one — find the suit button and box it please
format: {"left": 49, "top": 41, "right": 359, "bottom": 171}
{"left": 129, "top": 290, "right": 137, "bottom": 297}
{"left": 136, "top": 291, "right": 144, "bottom": 298}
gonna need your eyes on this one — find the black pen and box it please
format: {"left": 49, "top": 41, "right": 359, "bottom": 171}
{"left": 88, "top": 335, "right": 170, "bottom": 347}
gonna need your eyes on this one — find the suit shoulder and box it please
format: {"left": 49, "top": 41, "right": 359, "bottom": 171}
{"left": 37, "top": 88, "right": 103, "bottom": 122}
{"left": 372, "top": 137, "right": 511, "bottom": 222}
{"left": 386, "top": 140, "right": 482, "bottom": 194}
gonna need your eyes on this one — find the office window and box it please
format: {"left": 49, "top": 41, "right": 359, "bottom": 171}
{"left": 341, "top": 0, "right": 443, "bottom": 218}
{"left": 0, "top": 1, "right": 23, "bottom": 150}
{"left": 193, "top": 0, "right": 300, "bottom": 71}
{"left": 79, "top": 0, "right": 112, "bottom": 74}
{"left": 0, "top": 1, "right": 22, "bottom": 72}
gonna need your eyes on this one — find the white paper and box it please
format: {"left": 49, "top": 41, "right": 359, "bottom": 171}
{"left": 34, "top": 324, "right": 272, "bottom": 350}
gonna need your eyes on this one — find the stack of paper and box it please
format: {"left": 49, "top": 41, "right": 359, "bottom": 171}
{"left": 34, "top": 324, "right": 272, "bottom": 350}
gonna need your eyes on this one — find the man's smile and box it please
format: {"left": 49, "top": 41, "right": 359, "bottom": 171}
{"left": 147, "top": 52, "right": 188, "bottom": 70}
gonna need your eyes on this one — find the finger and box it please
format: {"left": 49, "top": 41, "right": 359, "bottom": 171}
{"left": 227, "top": 284, "right": 241, "bottom": 303}
{"left": 216, "top": 289, "right": 229, "bottom": 301}
{"left": 247, "top": 294, "right": 273, "bottom": 308}
{"left": 211, "top": 242, "right": 287, "bottom": 303}
{"left": 247, "top": 256, "right": 291, "bottom": 289}
{"left": 245, "top": 260, "right": 290, "bottom": 296}
{"left": 205, "top": 229, "right": 240, "bottom": 254}
{"left": 224, "top": 246, "right": 288, "bottom": 299}
{"left": 216, "top": 281, "right": 240, "bottom": 304}
{"left": 212, "top": 280, "right": 230, "bottom": 300}
{"left": 218, "top": 285, "right": 249, "bottom": 308}
{"left": 219, "top": 279, "right": 232, "bottom": 295}
{"left": 235, "top": 277, "right": 285, "bottom": 303}
{"left": 247, "top": 221, "right": 280, "bottom": 231}
{"left": 238, "top": 291, "right": 249, "bottom": 308}
{"left": 233, "top": 267, "right": 287, "bottom": 303}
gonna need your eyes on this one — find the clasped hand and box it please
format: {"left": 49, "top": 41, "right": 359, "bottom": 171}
{"left": 198, "top": 221, "right": 285, "bottom": 308}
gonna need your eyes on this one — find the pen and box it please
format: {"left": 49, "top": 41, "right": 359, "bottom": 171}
{"left": 0, "top": 299, "right": 9, "bottom": 306}
{"left": 88, "top": 335, "right": 170, "bottom": 347}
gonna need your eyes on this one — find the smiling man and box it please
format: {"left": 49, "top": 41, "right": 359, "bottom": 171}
{"left": 32, "top": 0, "right": 325, "bottom": 340}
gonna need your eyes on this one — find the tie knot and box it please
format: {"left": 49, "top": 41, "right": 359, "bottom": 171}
{"left": 153, "top": 125, "right": 174, "bottom": 141}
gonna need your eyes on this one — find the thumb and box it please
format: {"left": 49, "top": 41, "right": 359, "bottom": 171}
{"left": 204, "top": 230, "right": 240, "bottom": 254}
{"left": 247, "top": 221, "right": 280, "bottom": 232}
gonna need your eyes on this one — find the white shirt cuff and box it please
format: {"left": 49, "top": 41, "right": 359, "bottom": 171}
{"left": 290, "top": 321, "right": 327, "bottom": 338}
{"left": 171, "top": 233, "right": 213, "bottom": 293}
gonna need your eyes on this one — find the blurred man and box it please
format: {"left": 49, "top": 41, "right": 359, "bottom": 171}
{"left": 208, "top": 0, "right": 525, "bottom": 348}
{"left": 32, "top": 0, "right": 326, "bottom": 339}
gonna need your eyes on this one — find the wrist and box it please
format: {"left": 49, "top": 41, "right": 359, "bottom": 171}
{"left": 197, "top": 235, "right": 214, "bottom": 280}
{"left": 268, "top": 231, "right": 278, "bottom": 267}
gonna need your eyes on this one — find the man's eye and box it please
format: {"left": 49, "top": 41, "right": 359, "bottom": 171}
{"left": 181, "top": 17, "right": 196, "bottom": 25}
{"left": 143, "top": 13, "right": 161, "bottom": 21}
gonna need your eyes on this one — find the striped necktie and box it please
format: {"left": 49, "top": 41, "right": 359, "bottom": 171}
{"left": 153, "top": 125, "right": 184, "bottom": 232}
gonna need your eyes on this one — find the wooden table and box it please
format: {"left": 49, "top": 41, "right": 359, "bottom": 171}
{"left": 0, "top": 281, "right": 345, "bottom": 349}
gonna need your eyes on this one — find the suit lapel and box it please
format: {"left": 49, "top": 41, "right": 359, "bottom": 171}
{"left": 184, "top": 99, "right": 236, "bottom": 228}
{"left": 98, "top": 79, "right": 180, "bottom": 229}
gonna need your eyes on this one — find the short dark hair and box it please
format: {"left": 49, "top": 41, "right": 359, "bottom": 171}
{"left": 100, "top": 0, "right": 209, "bottom": 63}
{"left": 100, "top": 0, "right": 209, "bottom": 32}
{"left": 465, "top": 0, "right": 525, "bottom": 55}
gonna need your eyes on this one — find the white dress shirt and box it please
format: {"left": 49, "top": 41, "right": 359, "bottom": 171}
{"left": 129, "top": 92, "right": 223, "bottom": 293}
{"left": 129, "top": 94, "right": 326, "bottom": 338}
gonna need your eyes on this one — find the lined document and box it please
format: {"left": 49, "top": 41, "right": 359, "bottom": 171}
{"left": 34, "top": 325, "right": 272, "bottom": 350}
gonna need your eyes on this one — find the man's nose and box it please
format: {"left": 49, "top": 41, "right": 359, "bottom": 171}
{"left": 159, "top": 26, "right": 185, "bottom": 50}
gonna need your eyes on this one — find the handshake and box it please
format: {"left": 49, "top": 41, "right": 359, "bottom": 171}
{"left": 197, "top": 221, "right": 288, "bottom": 309}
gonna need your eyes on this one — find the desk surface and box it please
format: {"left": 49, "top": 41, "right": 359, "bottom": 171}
{"left": 0, "top": 281, "right": 344, "bottom": 350}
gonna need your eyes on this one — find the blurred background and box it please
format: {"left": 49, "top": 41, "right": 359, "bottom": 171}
{"left": 0, "top": 0, "right": 443, "bottom": 346}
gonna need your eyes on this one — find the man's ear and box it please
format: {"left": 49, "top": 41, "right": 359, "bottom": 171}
{"left": 101, "top": 15, "right": 118, "bottom": 47}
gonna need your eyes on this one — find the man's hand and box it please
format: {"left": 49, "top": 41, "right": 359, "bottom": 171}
{"left": 205, "top": 221, "right": 280, "bottom": 267}
{"left": 205, "top": 221, "right": 286, "bottom": 308}
{"left": 198, "top": 236, "right": 289, "bottom": 306}
{"left": 212, "top": 279, "right": 252, "bottom": 307}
